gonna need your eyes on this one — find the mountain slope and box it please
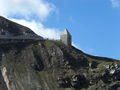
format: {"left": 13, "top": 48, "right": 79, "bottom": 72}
{"left": 0, "top": 16, "right": 39, "bottom": 37}
{"left": 0, "top": 16, "right": 120, "bottom": 90}
{"left": 0, "top": 40, "right": 120, "bottom": 90}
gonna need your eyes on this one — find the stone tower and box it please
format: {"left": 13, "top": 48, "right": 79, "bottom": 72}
{"left": 60, "top": 29, "right": 72, "bottom": 46}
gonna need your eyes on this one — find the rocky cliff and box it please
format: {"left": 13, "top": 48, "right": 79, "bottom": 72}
{"left": 0, "top": 40, "right": 120, "bottom": 90}
{"left": 0, "top": 17, "right": 120, "bottom": 90}
{"left": 0, "top": 16, "right": 41, "bottom": 38}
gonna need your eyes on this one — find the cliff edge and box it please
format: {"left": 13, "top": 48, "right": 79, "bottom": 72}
{"left": 0, "top": 17, "right": 120, "bottom": 90}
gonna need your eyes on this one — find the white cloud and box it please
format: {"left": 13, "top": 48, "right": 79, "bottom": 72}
{"left": 10, "top": 19, "right": 61, "bottom": 39}
{"left": 111, "top": 0, "right": 120, "bottom": 8}
{"left": 0, "top": 0, "right": 61, "bottom": 40}
{"left": 0, "top": 0, "right": 55, "bottom": 21}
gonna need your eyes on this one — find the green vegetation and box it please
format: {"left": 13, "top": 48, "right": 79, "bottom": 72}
{"left": 44, "top": 40, "right": 55, "bottom": 47}
{"left": 37, "top": 71, "right": 58, "bottom": 90}
{"left": 0, "top": 40, "right": 119, "bottom": 90}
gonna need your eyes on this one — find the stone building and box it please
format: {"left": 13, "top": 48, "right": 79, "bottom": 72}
{"left": 60, "top": 29, "right": 72, "bottom": 46}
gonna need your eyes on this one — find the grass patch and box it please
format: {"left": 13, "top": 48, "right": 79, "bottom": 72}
{"left": 44, "top": 40, "right": 55, "bottom": 47}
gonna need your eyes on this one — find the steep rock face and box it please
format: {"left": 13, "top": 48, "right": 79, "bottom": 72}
{"left": 0, "top": 16, "right": 40, "bottom": 37}
{"left": 0, "top": 41, "right": 119, "bottom": 90}
{"left": 0, "top": 43, "right": 42, "bottom": 90}
{"left": 0, "top": 70, "right": 8, "bottom": 90}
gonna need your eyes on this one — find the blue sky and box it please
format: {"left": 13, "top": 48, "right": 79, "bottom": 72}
{"left": 45, "top": 0, "right": 120, "bottom": 59}
{"left": 0, "top": 0, "right": 120, "bottom": 59}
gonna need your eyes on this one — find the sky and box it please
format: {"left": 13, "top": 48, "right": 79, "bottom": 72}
{"left": 0, "top": 0, "right": 120, "bottom": 59}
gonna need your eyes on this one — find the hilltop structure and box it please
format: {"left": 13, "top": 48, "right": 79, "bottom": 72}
{"left": 60, "top": 29, "right": 72, "bottom": 46}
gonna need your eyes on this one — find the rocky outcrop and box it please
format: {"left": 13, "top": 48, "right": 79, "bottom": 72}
{"left": 0, "top": 70, "right": 8, "bottom": 90}
{"left": 1, "top": 67, "right": 10, "bottom": 90}
{"left": 0, "top": 40, "right": 119, "bottom": 90}
{"left": 0, "top": 16, "right": 36, "bottom": 36}
{"left": 0, "top": 16, "right": 120, "bottom": 90}
{"left": 109, "top": 82, "right": 120, "bottom": 90}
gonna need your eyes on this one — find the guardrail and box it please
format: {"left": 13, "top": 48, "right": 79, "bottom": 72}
{"left": 0, "top": 35, "right": 44, "bottom": 44}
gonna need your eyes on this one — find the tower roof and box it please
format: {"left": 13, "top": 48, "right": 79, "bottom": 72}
{"left": 62, "top": 28, "right": 71, "bottom": 36}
